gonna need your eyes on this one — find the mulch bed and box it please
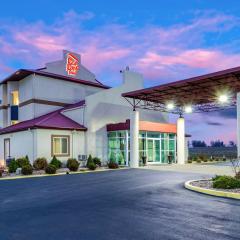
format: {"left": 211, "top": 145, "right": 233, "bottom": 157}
{"left": 190, "top": 179, "right": 240, "bottom": 193}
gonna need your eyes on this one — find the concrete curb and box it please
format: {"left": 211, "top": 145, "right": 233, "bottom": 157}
{"left": 184, "top": 180, "right": 240, "bottom": 200}
{"left": 189, "top": 161, "right": 230, "bottom": 165}
{"left": 0, "top": 167, "right": 128, "bottom": 181}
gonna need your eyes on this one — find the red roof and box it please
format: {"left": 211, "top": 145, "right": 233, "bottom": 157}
{"left": 122, "top": 66, "right": 240, "bottom": 113}
{"left": 107, "top": 120, "right": 177, "bottom": 133}
{"left": 0, "top": 101, "right": 87, "bottom": 135}
{"left": 1, "top": 69, "right": 110, "bottom": 89}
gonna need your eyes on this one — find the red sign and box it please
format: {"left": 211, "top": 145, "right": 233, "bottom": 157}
{"left": 66, "top": 53, "right": 79, "bottom": 76}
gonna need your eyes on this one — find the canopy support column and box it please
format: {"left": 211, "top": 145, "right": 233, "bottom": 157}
{"left": 177, "top": 116, "right": 185, "bottom": 164}
{"left": 237, "top": 93, "right": 240, "bottom": 157}
{"left": 130, "top": 109, "right": 139, "bottom": 168}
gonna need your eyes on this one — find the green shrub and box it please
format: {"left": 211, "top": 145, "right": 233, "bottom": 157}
{"left": 196, "top": 159, "right": 201, "bottom": 163}
{"left": 45, "top": 164, "right": 57, "bottom": 174}
{"left": 16, "top": 157, "right": 30, "bottom": 168}
{"left": 108, "top": 160, "right": 119, "bottom": 169}
{"left": 22, "top": 165, "right": 33, "bottom": 175}
{"left": 88, "top": 162, "right": 97, "bottom": 170}
{"left": 202, "top": 158, "right": 208, "bottom": 162}
{"left": 213, "top": 176, "right": 240, "bottom": 189}
{"left": 67, "top": 158, "right": 79, "bottom": 171}
{"left": 50, "top": 156, "right": 62, "bottom": 169}
{"left": 86, "top": 155, "right": 94, "bottom": 168}
{"left": 93, "top": 157, "right": 101, "bottom": 166}
{"left": 187, "top": 160, "right": 192, "bottom": 163}
{"left": 8, "top": 159, "right": 18, "bottom": 173}
{"left": 33, "top": 158, "right": 48, "bottom": 170}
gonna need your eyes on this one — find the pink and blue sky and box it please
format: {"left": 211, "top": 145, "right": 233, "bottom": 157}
{"left": 0, "top": 0, "right": 239, "bottom": 144}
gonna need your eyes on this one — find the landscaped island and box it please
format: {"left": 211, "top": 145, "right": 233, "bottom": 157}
{"left": 185, "top": 158, "right": 240, "bottom": 199}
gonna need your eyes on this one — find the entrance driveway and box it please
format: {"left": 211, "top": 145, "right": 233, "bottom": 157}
{"left": 144, "top": 162, "right": 234, "bottom": 176}
{"left": 0, "top": 169, "right": 239, "bottom": 240}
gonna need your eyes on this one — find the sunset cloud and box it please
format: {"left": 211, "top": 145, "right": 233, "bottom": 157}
{"left": 0, "top": 10, "right": 239, "bottom": 86}
{"left": 0, "top": 9, "right": 239, "bottom": 143}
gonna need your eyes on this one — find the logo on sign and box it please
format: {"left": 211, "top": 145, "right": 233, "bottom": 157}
{"left": 66, "top": 53, "right": 79, "bottom": 76}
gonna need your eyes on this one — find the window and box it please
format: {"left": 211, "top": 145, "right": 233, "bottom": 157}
{"left": 51, "top": 135, "right": 70, "bottom": 156}
{"left": 11, "top": 91, "right": 19, "bottom": 105}
{"left": 11, "top": 120, "right": 18, "bottom": 125}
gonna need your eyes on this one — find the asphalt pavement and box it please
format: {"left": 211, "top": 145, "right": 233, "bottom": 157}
{"left": 0, "top": 169, "right": 239, "bottom": 240}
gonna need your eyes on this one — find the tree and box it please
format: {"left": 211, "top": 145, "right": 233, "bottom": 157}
{"left": 229, "top": 141, "right": 236, "bottom": 147}
{"left": 210, "top": 140, "right": 225, "bottom": 147}
{"left": 191, "top": 140, "right": 207, "bottom": 147}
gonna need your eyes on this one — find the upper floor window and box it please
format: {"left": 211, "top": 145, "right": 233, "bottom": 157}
{"left": 11, "top": 91, "right": 19, "bottom": 105}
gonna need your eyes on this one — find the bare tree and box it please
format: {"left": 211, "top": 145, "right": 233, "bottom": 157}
{"left": 230, "top": 157, "right": 240, "bottom": 176}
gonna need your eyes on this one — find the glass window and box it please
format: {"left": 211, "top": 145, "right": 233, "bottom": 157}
{"left": 147, "top": 132, "right": 160, "bottom": 138}
{"left": 11, "top": 91, "right": 19, "bottom": 105}
{"left": 107, "top": 132, "right": 116, "bottom": 138}
{"left": 139, "top": 131, "right": 146, "bottom": 138}
{"left": 169, "top": 140, "right": 175, "bottom": 151}
{"left": 169, "top": 133, "right": 175, "bottom": 139}
{"left": 161, "top": 133, "right": 168, "bottom": 139}
{"left": 117, "top": 131, "right": 126, "bottom": 138}
{"left": 139, "top": 138, "right": 146, "bottom": 150}
{"left": 52, "top": 135, "right": 69, "bottom": 156}
{"left": 161, "top": 139, "right": 169, "bottom": 151}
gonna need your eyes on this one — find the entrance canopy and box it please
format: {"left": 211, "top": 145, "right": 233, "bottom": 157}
{"left": 122, "top": 66, "right": 240, "bottom": 114}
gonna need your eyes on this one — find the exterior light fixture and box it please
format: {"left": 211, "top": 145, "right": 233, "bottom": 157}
{"left": 184, "top": 105, "right": 192, "bottom": 113}
{"left": 218, "top": 94, "right": 228, "bottom": 103}
{"left": 166, "top": 102, "right": 174, "bottom": 110}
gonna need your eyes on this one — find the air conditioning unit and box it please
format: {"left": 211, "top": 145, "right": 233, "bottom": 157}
{"left": 78, "top": 155, "right": 87, "bottom": 161}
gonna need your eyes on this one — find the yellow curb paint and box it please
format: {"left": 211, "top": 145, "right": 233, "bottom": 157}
{"left": 0, "top": 167, "right": 128, "bottom": 181}
{"left": 185, "top": 180, "right": 240, "bottom": 200}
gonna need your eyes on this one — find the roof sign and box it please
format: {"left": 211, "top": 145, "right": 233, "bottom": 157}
{"left": 66, "top": 53, "right": 79, "bottom": 76}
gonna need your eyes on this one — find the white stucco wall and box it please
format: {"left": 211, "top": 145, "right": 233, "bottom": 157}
{"left": 83, "top": 70, "right": 169, "bottom": 163}
{"left": 0, "top": 130, "right": 34, "bottom": 164}
{"left": 62, "top": 107, "right": 85, "bottom": 126}
{"left": 0, "top": 129, "right": 85, "bottom": 165}
{"left": 35, "top": 129, "right": 85, "bottom": 164}
{"left": 18, "top": 75, "right": 104, "bottom": 121}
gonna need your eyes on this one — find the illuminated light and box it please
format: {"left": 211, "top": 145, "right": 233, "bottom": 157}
{"left": 218, "top": 94, "right": 228, "bottom": 103}
{"left": 184, "top": 105, "right": 192, "bottom": 113}
{"left": 166, "top": 102, "right": 174, "bottom": 110}
{"left": 66, "top": 53, "right": 79, "bottom": 76}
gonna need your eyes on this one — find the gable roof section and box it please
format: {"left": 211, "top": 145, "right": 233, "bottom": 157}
{"left": 0, "top": 101, "right": 87, "bottom": 135}
{"left": 1, "top": 69, "right": 110, "bottom": 89}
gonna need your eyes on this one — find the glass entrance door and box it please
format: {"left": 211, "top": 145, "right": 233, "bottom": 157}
{"left": 147, "top": 139, "right": 160, "bottom": 163}
{"left": 147, "top": 139, "right": 154, "bottom": 162}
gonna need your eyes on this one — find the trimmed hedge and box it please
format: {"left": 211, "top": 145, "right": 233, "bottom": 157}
{"left": 213, "top": 176, "right": 240, "bottom": 189}
{"left": 8, "top": 159, "right": 18, "bottom": 173}
{"left": 50, "top": 156, "right": 62, "bottom": 169}
{"left": 88, "top": 162, "right": 97, "bottom": 170}
{"left": 67, "top": 158, "right": 79, "bottom": 171}
{"left": 22, "top": 165, "right": 33, "bottom": 175}
{"left": 16, "top": 157, "right": 30, "bottom": 168}
{"left": 33, "top": 158, "right": 48, "bottom": 170}
{"left": 93, "top": 157, "right": 101, "bottom": 167}
{"left": 45, "top": 164, "right": 57, "bottom": 174}
{"left": 108, "top": 161, "right": 119, "bottom": 169}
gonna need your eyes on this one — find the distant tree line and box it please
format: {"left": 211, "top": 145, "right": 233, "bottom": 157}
{"left": 191, "top": 140, "right": 236, "bottom": 148}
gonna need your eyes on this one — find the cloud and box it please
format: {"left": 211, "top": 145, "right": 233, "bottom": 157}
{"left": 205, "top": 121, "right": 223, "bottom": 126}
{"left": 0, "top": 10, "right": 240, "bottom": 85}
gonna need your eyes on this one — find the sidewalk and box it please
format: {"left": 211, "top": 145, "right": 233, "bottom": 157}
{"left": 143, "top": 163, "right": 234, "bottom": 176}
